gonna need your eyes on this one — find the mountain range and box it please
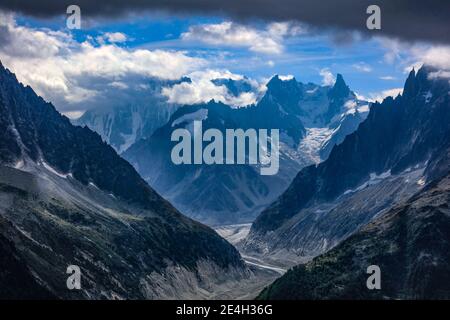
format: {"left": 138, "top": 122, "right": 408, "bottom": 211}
{"left": 73, "top": 77, "right": 191, "bottom": 153}
{"left": 122, "top": 74, "right": 369, "bottom": 225}
{"left": 0, "top": 61, "right": 249, "bottom": 299}
{"left": 244, "top": 66, "right": 450, "bottom": 268}
{"left": 258, "top": 168, "right": 450, "bottom": 299}
{"left": 1, "top": 56, "right": 448, "bottom": 300}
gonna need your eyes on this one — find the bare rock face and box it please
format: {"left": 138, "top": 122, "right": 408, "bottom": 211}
{"left": 247, "top": 66, "right": 450, "bottom": 261}
{"left": 258, "top": 172, "right": 450, "bottom": 300}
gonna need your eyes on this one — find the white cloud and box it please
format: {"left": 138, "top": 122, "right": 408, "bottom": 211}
{"left": 403, "top": 61, "right": 423, "bottom": 74}
{"left": 0, "top": 14, "right": 205, "bottom": 113}
{"left": 96, "top": 32, "right": 128, "bottom": 44}
{"left": 427, "top": 70, "right": 450, "bottom": 80}
{"left": 181, "top": 21, "right": 304, "bottom": 55}
{"left": 319, "top": 68, "right": 335, "bottom": 86}
{"left": 0, "top": 14, "right": 71, "bottom": 59}
{"left": 63, "top": 111, "right": 84, "bottom": 119}
{"left": 104, "top": 32, "right": 127, "bottom": 43}
{"left": 266, "top": 22, "right": 305, "bottom": 37}
{"left": 109, "top": 81, "right": 129, "bottom": 89}
{"left": 369, "top": 88, "right": 403, "bottom": 102}
{"left": 401, "top": 45, "right": 450, "bottom": 79}
{"left": 378, "top": 36, "right": 450, "bottom": 75}
{"left": 161, "top": 69, "right": 261, "bottom": 107}
{"left": 64, "top": 44, "right": 203, "bottom": 80}
{"left": 414, "top": 46, "right": 450, "bottom": 70}
{"left": 379, "top": 76, "right": 396, "bottom": 80}
{"left": 352, "top": 62, "right": 372, "bottom": 73}
{"left": 344, "top": 100, "right": 357, "bottom": 109}
{"left": 354, "top": 92, "right": 368, "bottom": 101}
{"left": 278, "top": 74, "right": 294, "bottom": 81}
{"left": 378, "top": 37, "right": 402, "bottom": 64}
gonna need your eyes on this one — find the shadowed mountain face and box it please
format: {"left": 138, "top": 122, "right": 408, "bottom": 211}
{"left": 324, "top": 74, "right": 351, "bottom": 123}
{"left": 0, "top": 230, "right": 55, "bottom": 299}
{"left": 0, "top": 62, "right": 165, "bottom": 210}
{"left": 123, "top": 99, "right": 305, "bottom": 226}
{"left": 258, "top": 171, "right": 450, "bottom": 300}
{"left": 251, "top": 66, "right": 450, "bottom": 236}
{"left": 241, "top": 66, "right": 450, "bottom": 270}
{"left": 123, "top": 75, "right": 368, "bottom": 225}
{"left": 0, "top": 61, "right": 247, "bottom": 299}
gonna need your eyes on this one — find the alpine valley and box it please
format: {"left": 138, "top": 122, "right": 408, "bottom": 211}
{"left": 251, "top": 66, "right": 450, "bottom": 299}
{"left": 0, "top": 61, "right": 253, "bottom": 299}
{"left": 1, "top": 51, "right": 449, "bottom": 300}
{"left": 121, "top": 74, "right": 369, "bottom": 225}
{"left": 61, "top": 63, "right": 450, "bottom": 300}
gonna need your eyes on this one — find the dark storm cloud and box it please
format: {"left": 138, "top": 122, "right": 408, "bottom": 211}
{"left": 0, "top": 0, "right": 449, "bottom": 44}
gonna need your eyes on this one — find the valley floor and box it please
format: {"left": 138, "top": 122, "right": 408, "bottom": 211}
{"left": 214, "top": 224, "right": 287, "bottom": 299}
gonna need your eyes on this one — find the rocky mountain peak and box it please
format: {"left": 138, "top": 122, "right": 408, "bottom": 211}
{"left": 266, "top": 75, "right": 301, "bottom": 97}
{"left": 328, "top": 73, "right": 350, "bottom": 99}
{"left": 250, "top": 65, "right": 450, "bottom": 235}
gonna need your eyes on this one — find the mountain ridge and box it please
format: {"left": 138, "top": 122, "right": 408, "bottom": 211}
{"left": 0, "top": 61, "right": 248, "bottom": 299}
{"left": 257, "top": 169, "right": 450, "bottom": 299}
{"left": 251, "top": 65, "right": 450, "bottom": 235}
{"left": 123, "top": 73, "right": 368, "bottom": 225}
